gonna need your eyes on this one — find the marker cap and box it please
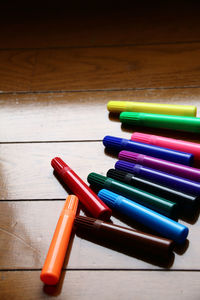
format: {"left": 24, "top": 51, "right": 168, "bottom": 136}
{"left": 119, "top": 151, "right": 141, "bottom": 162}
{"left": 103, "top": 136, "right": 125, "bottom": 151}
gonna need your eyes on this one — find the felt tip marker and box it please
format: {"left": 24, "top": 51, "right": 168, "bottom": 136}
{"left": 115, "top": 160, "right": 200, "bottom": 196}
{"left": 120, "top": 112, "right": 200, "bottom": 133}
{"left": 107, "top": 101, "right": 197, "bottom": 117}
{"left": 40, "top": 195, "right": 79, "bottom": 285}
{"left": 107, "top": 169, "right": 199, "bottom": 216}
{"left": 98, "top": 189, "right": 189, "bottom": 244}
{"left": 119, "top": 150, "right": 200, "bottom": 182}
{"left": 74, "top": 216, "right": 174, "bottom": 257}
{"left": 131, "top": 132, "right": 200, "bottom": 164}
{"left": 103, "top": 136, "right": 193, "bottom": 165}
{"left": 51, "top": 157, "right": 112, "bottom": 220}
{"left": 88, "top": 172, "right": 177, "bottom": 218}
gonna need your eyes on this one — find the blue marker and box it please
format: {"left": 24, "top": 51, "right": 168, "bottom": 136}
{"left": 103, "top": 136, "right": 193, "bottom": 165}
{"left": 98, "top": 189, "right": 188, "bottom": 244}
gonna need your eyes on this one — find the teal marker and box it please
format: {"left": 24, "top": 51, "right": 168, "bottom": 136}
{"left": 87, "top": 173, "right": 178, "bottom": 218}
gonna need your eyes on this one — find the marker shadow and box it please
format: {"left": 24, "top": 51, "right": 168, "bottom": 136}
{"left": 108, "top": 112, "right": 120, "bottom": 122}
{"left": 75, "top": 228, "right": 174, "bottom": 269}
{"left": 110, "top": 210, "right": 189, "bottom": 257}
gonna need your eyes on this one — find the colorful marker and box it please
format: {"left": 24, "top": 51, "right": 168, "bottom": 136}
{"left": 103, "top": 136, "right": 193, "bottom": 165}
{"left": 131, "top": 132, "right": 200, "bottom": 163}
{"left": 119, "top": 150, "right": 200, "bottom": 182}
{"left": 51, "top": 157, "right": 112, "bottom": 220}
{"left": 115, "top": 160, "right": 200, "bottom": 195}
{"left": 40, "top": 195, "right": 79, "bottom": 285}
{"left": 107, "top": 101, "right": 197, "bottom": 116}
{"left": 120, "top": 112, "right": 200, "bottom": 133}
{"left": 98, "top": 189, "right": 189, "bottom": 244}
{"left": 107, "top": 169, "right": 199, "bottom": 215}
{"left": 88, "top": 172, "right": 177, "bottom": 218}
{"left": 74, "top": 216, "right": 174, "bottom": 257}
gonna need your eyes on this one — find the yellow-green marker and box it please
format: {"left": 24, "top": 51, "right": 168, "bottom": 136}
{"left": 107, "top": 101, "right": 197, "bottom": 117}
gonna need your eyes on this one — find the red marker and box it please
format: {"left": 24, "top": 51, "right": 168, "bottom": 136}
{"left": 51, "top": 157, "right": 112, "bottom": 220}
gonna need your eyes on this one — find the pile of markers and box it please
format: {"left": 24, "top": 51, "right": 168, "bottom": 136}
{"left": 40, "top": 101, "right": 200, "bottom": 286}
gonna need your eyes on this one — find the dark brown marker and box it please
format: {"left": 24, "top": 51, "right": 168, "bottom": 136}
{"left": 74, "top": 216, "right": 174, "bottom": 257}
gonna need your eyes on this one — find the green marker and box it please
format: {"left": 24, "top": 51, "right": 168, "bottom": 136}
{"left": 87, "top": 173, "right": 178, "bottom": 219}
{"left": 120, "top": 112, "right": 200, "bottom": 133}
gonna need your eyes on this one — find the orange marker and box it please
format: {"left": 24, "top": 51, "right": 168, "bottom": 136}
{"left": 40, "top": 195, "right": 79, "bottom": 285}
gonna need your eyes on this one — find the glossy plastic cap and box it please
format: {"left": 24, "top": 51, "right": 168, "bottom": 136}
{"left": 119, "top": 151, "right": 140, "bottom": 162}
{"left": 103, "top": 136, "right": 124, "bottom": 151}
{"left": 107, "top": 101, "right": 127, "bottom": 112}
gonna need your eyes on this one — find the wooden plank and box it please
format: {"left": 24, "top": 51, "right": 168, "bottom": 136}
{"left": 1, "top": 89, "right": 200, "bottom": 143}
{"left": 0, "top": 201, "right": 199, "bottom": 269}
{"left": 0, "top": 271, "right": 200, "bottom": 300}
{"left": 0, "top": 142, "right": 115, "bottom": 200}
{"left": 1, "top": 3, "right": 200, "bottom": 49}
{"left": 1, "top": 43, "right": 200, "bottom": 92}
{"left": 1, "top": 142, "right": 200, "bottom": 200}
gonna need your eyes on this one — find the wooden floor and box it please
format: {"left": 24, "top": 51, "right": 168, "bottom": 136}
{"left": 1, "top": 2, "right": 200, "bottom": 299}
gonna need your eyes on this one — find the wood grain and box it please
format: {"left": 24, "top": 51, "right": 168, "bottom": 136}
{"left": 0, "top": 271, "right": 200, "bottom": 300}
{"left": 1, "top": 43, "right": 200, "bottom": 92}
{"left": 0, "top": 201, "right": 199, "bottom": 270}
{"left": 1, "top": 2, "right": 200, "bottom": 49}
{"left": 1, "top": 142, "right": 200, "bottom": 200}
{"left": 1, "top": 3, "right": 200, "bottom": 298}
{"left": 1, "top": 89, "right": 200, "bottom": 142}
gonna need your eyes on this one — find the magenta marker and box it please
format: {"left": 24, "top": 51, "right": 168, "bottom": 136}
{"left": 131, "top": 132, "right": 200, "bottom": 163}
{"left": 119, "top": 151, "right": 200, "bottom": 182}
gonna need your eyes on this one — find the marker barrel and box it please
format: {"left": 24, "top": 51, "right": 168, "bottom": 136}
{"left": 98, "top": 189, "right": 188, "bottom": 244}
{"left": 107, "top": 169, "right": 199, "bottom": 215}
{"left": 103, "top": 135, "right": 193, "bottom": 165}
{"left": 107, "top": 101, "right": 197, "bottom": 116}
{"left": 74, "top": 216, "right": 174, "bottom": 257}
{"left": 115, "top": 160, "right": 200, "bottom": 196}
{"left": 131, "top": 132, "right": 200, "bottom": 163}
{"left": 119, "top": 150, "right": 200, "bottom": 182}
{"left": 88, "top": 172, "right": 177, "bottom": 218}
{"left": 51, "top": 157, "right": 112, "bottom": 220}
{"left": 120, "top": 112, "right": 200, "bottom": 133}
{"left": 40, "top": 195, "right": 79, "bottom": 285}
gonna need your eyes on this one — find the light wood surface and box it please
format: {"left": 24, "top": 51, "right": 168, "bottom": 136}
{"left": 1, "top": 88, "right": 200, "bottom": 143}
{"left": 1, "top": 271, "right": 200, "bottom": 300}
{"left": 0, "top": 201, "right": 199, "bottom": 270}
{"left": 1, "top": 2, "right": 200, "bottom": 299}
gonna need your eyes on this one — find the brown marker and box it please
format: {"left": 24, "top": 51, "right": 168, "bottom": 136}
{"left": 74, "top": 216, "right": 174, "bottom": 257}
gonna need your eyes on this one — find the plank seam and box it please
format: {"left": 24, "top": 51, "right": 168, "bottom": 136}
{"left": 0, "top": 269, "right": 200, "bottom": 272}
{"left": 0, "top": 39, "right": 200, "bottom": 52}
{"left": 1, "top": 85, "right": 200, "bottom": 96}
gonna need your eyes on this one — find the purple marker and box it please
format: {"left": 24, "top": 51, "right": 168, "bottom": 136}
{"left": 115, "top": 160, "right": 200, "bottom": 196}
{"left": 119, "top": 150, "right": 200, "bottom": 182}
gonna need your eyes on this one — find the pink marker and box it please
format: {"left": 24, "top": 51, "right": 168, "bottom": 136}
{"left": 119, "top": 150, "right": 200, "bottom": 182}
{"left": 131, "top": 132, "right": 200, "bottom": 164}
